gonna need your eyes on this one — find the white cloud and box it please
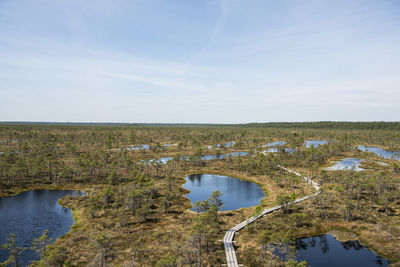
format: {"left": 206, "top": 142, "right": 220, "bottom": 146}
{"left": 1, "top": 0, "right": 399, "bottom": 122}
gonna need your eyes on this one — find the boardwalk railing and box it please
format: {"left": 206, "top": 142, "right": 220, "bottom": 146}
{"left": 223, "top": 165, "right": 321, "bottom": 267}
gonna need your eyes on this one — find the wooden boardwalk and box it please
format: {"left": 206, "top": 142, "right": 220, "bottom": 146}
{"left": 223, "top": 165, "right": 321, "bottom": 267}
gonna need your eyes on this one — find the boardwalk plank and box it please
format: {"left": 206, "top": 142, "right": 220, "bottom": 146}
{"left": 223, "top": 165, "right": 321, "bottom": 267}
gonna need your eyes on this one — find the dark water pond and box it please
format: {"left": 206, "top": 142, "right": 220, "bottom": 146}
{"left": 0, "top": 190, "right": 82, "bottom": 266}
{"left": 325, "top": 158, "right": 364, "bottom": 171}
{"left": 358, "top": 145, "right": 400, "bottom": 161}
{"left": 305, "top": 140, "right": 328, "bottom": 148}
{"left": 293, "top": 234, "right": 390, "bottom": 267}
{"left": 183, "top": 174, "right": 265, "bottom": 211}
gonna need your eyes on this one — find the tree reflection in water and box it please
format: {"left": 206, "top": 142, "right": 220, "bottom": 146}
{"left": 291, "top": 234, "right": 390, "bottom": 267}
{"left": 296, "top": 239, "right": 308, "bottom": 250}
{"left": 296, "top": 235, "right": 329, "bottom": 253}
{"left": 309, "top": 236, "right": 316, "bottom": 248}
{"left": 319, "top": 234, "right": 329, "bottom": 253}
{"left": 342, "top": 240, "right": 364, "bottom": 250}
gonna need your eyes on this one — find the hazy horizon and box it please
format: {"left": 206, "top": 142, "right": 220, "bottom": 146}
{"left": 1, "top": 0, "right": 399, "bottom": 123}
{"left": 1, "top": 120, "right": 398, "bottom": 125}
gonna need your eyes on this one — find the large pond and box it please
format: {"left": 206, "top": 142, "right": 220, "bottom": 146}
{"left": 0, "top": 190, "right": 82, "bottom": 266}
{"left": 325, "top": 158, "right": 364, "bottom": 171}
{"left": 358, "top": 145, "right": 400, "bottom": 161}
{"left": 183, "top": 174, "right": 265, "bottom": 211}
{"left": 293, "top": 234, "right": 390, "bottom": 267}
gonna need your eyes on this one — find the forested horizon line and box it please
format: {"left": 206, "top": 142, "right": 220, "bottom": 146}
{"left": 0, "top": 121, "right": 400, "bottom": 130}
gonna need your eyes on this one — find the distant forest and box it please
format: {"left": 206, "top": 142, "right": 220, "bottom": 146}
{"left": 242, "top": 121, "right": 400, "bottom": 130}
{"left": 1, "top": 121, "right": 399, "bottom": 130}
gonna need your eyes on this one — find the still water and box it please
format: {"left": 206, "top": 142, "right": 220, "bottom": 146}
{"left": 183, "top": 174, "right": 265, "bottom": 211}
{"left": 148, "top": 151, "right": 250, "bottom": 164}
{"left": 325, "top": 158, "right": 364, "bottom": 171}
{"left": 358, "top": 145, "right": 400, "bottom": 161}
{"left": 215, "top": 141, "right": 236, "bottom": 148}
{"left": 262, "top": 141, "right": 286, "bottom": 147}
{"left": 305, "top": 140, "right": 328, "bottom": 148}
{"left": 201, "top": 151, "right": 249, "bottom": 160}
{"left": 0, "top": 190, "right": 82, "bottom": 266}
{"left": 263, "top": 148, "right": 295, "bottom": 154}
{"left": 294, "top": 234, "right": 390, "bottom": 267}
{"left": 126, "top": 144, "right": 150, "bottom": 150}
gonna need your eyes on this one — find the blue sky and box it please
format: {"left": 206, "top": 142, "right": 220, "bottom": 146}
{"left": 0, "top": 0, "right": 399, "bottom": 123}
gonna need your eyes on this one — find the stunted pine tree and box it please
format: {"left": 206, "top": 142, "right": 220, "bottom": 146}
{"left": 0, "top": 233, "right": 26, "bottom": 267}
{"left": 32, "top": 229, "right": 52, "bottom": 259}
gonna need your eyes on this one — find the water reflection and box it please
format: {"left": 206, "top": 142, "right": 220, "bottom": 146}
{"left": 126, "top": 144, "right": 150, "bottom": 150}
{"left": 263, "top": 148, "right": 295, "bottom": 154}
{"left": 325, "top": 158, "right": 364, "bottom": 171}
{"left": 305, "top": 140, "right": 329, "bottom": 148}
{"left": 183, "top": 174, "right": 264, "bottom": 211}
{"left": 0, "top": 190, "right": 82, "bottom": 266}
{"left": 358, "top": 145, "right": 400, "bottom": 161}
{"left": 215, "top": 141, "right": 236, "bottom": 148}
{"left": 147, "top": 151, "right": 249, "bottom": 164}
{"left": 201, "top": 151, "right": 249, "bottom": 160}
{"left": 294, "top": 234, "right": 390, "bottom": 267}
{"left": 262, "top": 141, "right": 286, "bottom": 147}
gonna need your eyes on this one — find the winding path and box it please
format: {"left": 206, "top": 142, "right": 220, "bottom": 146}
{"left": 223, "top": 164, "right": 321, "bottom": 267}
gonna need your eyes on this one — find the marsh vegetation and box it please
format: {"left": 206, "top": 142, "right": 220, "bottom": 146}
{"left": 0, "top": 122, "right": 399, "bottom": 266}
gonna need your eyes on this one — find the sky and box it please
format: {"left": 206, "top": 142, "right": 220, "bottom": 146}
{"left": 0, "top": 0, "right": 399, "bottom": 123}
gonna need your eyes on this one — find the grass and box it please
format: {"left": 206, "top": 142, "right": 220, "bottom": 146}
{"left": 1, "top": 149, "right": 398, "bottom": 266}
{"left": 236, "top": 189, "right": 400, "bottom": 266}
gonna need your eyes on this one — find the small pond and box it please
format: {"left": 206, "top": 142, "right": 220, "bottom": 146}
{"left": 263, "top": 148, "right": 295, "bottom": 154}
{"left": 215, "top": 141, "right": 235, "bottom": 148}
{"left": 183, "top": 174, "right": 265, "bottom": 211}
{"left": 262, "top": 141, "right": 286, "bottom": 147}
{"left": 305, "top": 140, "right": 328, "bottom": 148}
{"left": 201, "top": 151, "right": 249, "bottom": 160}
{"left": 358, "top": 145, "right": 400, "bottom": 161}
{"left": 0, "top": 140, "right": 20, "bottom": 143}
{"left": 293, "top": 234, "right": 390, "bottom": 267}
{"left": 0, "top": 151, "right": 23, "bottom": 155}
{"left": 126, "top": 144, "right": 150, "bottom": 150}
{"left": 148, "top": 151, "right": 249, "bottom": 164}
{"left": 163, "top": 144, "right": 174, "bottom": 147}
{"left": 0, "top": 190, "right": 82, "bottom": 266}
{"left": 325, "top": 158, "right": 364, "bottom": 171}
{"left": 152, "top": 156, "right": 174, "bottom": 164}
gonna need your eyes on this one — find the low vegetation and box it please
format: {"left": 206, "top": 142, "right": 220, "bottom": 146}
{"left": 0, "top": 122, "right": 399, "bottom": 266}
